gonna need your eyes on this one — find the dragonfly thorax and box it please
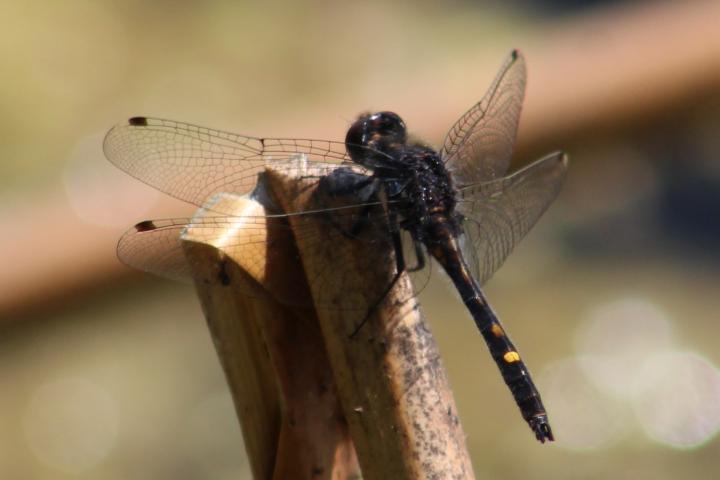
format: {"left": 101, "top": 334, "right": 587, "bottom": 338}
{"left": 378, "top": 144, "right": 462, "bottom": 241}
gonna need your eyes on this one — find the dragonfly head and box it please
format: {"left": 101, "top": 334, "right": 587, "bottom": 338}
{"left": 345, "top": 111, "right": 407, "bottom": 166}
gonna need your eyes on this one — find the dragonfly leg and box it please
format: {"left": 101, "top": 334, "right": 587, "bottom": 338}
{"left": 349, "top": 212, "right": 406, "bottom": 339}
{"left": 406, "top": 241, "right": 426, "bottom": 272}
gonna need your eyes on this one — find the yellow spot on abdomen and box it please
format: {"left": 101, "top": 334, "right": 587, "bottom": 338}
{"left": 503, "top": 351, "right": 521, "bottom": 363}
{"left": 491, "top": 324, "right": 504, "bottom": 337}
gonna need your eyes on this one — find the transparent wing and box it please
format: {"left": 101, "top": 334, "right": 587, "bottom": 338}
{"left": 103, "top": 117, "right": 370, "bottom": 212}
{"left": 117, "top": 206, "right": 430, "bottom": 310}
{"left": 118, "top": 218, "right": 198, "bottom": 283}
{"left": 456, "top": 151, "right": 568, "bottom": 285}
{"left": 440, "top": 50, "right": 526, "bottom": 185}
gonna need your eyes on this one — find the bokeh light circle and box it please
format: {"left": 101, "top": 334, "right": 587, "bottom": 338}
{"left": 23, "top": 377, "right": 118, "bottom": 473}
{"left": 575, "top": 298, "right": 674, "bottom": 399}
{"left": 541, "top": 356, "right": 630, "bottom": 450}
{"left": 63, "top": 133, "right": 160, "bottom": 228}
{"left": 632, "top": 351, "right": 720, "bottom": 449}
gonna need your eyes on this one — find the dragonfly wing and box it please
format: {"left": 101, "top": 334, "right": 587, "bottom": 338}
{"left": 117, "top": 204, "right": 423, "bottom": 311}
{"left": 118, "top": 210, "right": 343, "bottom": 304}
{"left": 455, "top": 151, "right": 568, "bottom": 285}
{"left": 440, "top": 50, "right": 526, "bottom": 185}
{"left": 117, "top": 218, "right": 196, "bottom": 284}
{"left": 104, "top": 117, "right": 368, "bottom": 213}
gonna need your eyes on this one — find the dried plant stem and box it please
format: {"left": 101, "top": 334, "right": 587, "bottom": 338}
{"left": 183, "top": 169, "right": 474, "bottom": 479}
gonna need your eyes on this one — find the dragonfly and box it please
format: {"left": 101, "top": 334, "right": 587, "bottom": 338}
{"left": 104, "top": 50, "right": 568, "bottom": 443}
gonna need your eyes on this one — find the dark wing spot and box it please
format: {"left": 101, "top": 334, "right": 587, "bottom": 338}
{"left": 128, "top": 116, "right": 148, "bottom": 126}
{"left": 134, "top": 220, "right": 157, "bottom": 232}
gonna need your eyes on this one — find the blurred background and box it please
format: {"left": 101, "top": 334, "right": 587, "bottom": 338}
{"left": 2, "top": 0, "right": 720, "bottom": 478}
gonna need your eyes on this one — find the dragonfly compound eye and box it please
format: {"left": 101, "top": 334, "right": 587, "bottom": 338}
{"left": 369, "top": 111, "right": 407, "bottom": 143}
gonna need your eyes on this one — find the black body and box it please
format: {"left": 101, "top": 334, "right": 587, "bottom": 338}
{"left": 344, "top": 111, "right": 553, "bottom": 443}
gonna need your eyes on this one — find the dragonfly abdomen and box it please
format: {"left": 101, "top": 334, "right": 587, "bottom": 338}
{"left": 426, "top": 231, "right": 554, "bottom": 443}
{"left": 464, "top": 289, "right": 553, "bottom": 442}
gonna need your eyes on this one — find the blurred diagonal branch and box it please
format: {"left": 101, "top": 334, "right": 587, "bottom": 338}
{"left": 2, "top": 0, "right": 720, "bottom": 317}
